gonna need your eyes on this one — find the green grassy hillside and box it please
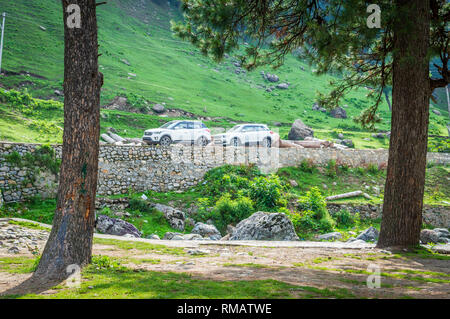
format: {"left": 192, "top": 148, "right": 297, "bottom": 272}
{"left": 0, "top": 0, "right": 448, "bottom": 148}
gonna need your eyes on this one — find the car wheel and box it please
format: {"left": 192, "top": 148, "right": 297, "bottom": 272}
{"left": 232, "top": 137, "right": 241, "bottom": 147}
{"left": 262, "top": 137, "right": 272, "bottom": 148}
{"left": 197, "top": 136, "right": 209, "bottom": 147}
{"left": 159, "top": 135, "right": 172, "bottom": 146}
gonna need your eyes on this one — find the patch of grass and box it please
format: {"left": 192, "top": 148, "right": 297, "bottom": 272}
{"left": 7, "top": 220, "right": 49, "bottom": 231}
{"left": 127, "top": 258, "right": 161, "bottom": 265}
{"left": 93, "top": 238, "right": 186, "bottom": 256}
{"left": 0, "top": 257, "right": 38, "bottom": 274}
{"left": 9, "top": 269, "right": 303, "bottom": 299}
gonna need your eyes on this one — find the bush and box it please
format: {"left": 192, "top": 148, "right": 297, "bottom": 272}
{"left": 292, "top": 187, "right": 335, "bottom": 234}
{"left": 249, "top": 175, "right": 285, "bottom": 210}
{"left": 200, "top": 165, "right": 259, "bottom": 198}
{"left": 298, "top": 160, "right": 317, "bottom": 173}
{"left": 211, "top": 194, "right": 254, "bottom": 234}
{"left": 325, "top": 160, "right": 338, "bottom": 178}
{"left": 128, "top": 198, "right": 154, "bottom": 213}
{"left": 297, "top": 187, "right": 328, "bottom": 220}
{"left": 332, "top": 209, "right": 356, "bottom": 228}
{"left": 366, "top": 164, "right": 379, "bottom": 175}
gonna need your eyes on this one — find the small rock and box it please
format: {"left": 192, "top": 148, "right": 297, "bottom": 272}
{"left": 356, "top": 227, "right": 379, "bottom": 242}
{"left": 318, "top": 232, "right": 342, "bottom": 241}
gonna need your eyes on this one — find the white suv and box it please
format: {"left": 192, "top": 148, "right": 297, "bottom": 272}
{"left": 213, "top": 124, "right": 278, "bottom": 147}
{"left": 143, "top": 120, "right": 211, "bottom": 146}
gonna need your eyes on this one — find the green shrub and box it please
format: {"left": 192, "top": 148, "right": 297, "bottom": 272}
{"left": 325, "top": 160, "right": 338, "bottom": 178}
{"left": 128, "top": 198, "right": 154, "bottom": 213}
{"left": 297, "top": 187, "right": 328, "bottom": 220}
{"left": 211, "top": 194, "right": 254, "bottom": 234}
{"left": 90, "top": 255, "right": 125, "bottom": 272}
{"left": 200, "top": 165, "right": 259, "bottom": 198}
{"left": 366, "top": 164, "right": 379, "bottom": 175}
{"left": 4, "top": 151, "right": 22, "bottom": 167}
{"left": 298, "top": 160, "right": 317, "bottom": 173}
{"left": 293, "top": 187, "right": 335, "bottom": 233}
{"left": 249, "top": 175, "right": 285, "bottom": 210}
{"left": 332, "top": 209, "right": 356, "bottom": 228}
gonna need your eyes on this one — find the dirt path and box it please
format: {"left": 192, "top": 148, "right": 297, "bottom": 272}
{"left": 1, "top": 221, "right": 449, "bottom": 298}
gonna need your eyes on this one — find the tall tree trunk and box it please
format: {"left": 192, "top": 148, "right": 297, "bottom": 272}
{"left": 33, "top": 0, "right": 103, "bottom": 280}
{"left": 377, "top": 0, "right": 430, "bottom": 248}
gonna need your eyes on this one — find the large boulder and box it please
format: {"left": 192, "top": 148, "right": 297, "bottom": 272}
{"left": 356, "top": 226, "right": 379, "bottom": 242}
{"left": 191, "top": 222, "right": 221, "bottom": 240}
{"left": 420, "top": 228, "right": 450, "bottom": 244}
{"left": 154, "top": 204, "right": 185, "bottom": 231}
{"left": 330, "top": 107, "right": 347, "bottom": 119}
{"left": 288, "top": 119, "right": 314, "bottom": 140}
{"left": 105, "top": 96, "right": 128, "bottom": 110}
{"left": 152, "top": 103, "right": 165, "bottom": 113}
{"left": 230, "top": 212, "right": 299, "bottom": 241}
{"left": 96, "top": 215, "right": 141, "bottom": 238}
{"left": 265, "top": 73, "right": 279, "bottom": 82}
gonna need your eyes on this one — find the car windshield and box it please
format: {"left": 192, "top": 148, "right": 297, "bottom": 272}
{"left": 227, "top": 125, "right": 241, "bottom": 132}
{"left": 160, "top": 121, "right": 177, "bottom": 129}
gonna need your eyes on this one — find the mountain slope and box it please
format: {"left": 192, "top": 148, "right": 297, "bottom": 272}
{"left": 0, "top": 0, "right": 448, "bottom": 147}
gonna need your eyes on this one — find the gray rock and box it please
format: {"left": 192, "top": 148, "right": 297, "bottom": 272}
{"left": 8, "top": 246, "right": 20, "bottom": 254}
{"left": 265, "top": 73, "right": 279, "bottom": 82}
{"left": 154, "top": 203, "right": 185, "bottom": 231}
{"left": 152, "top": 103, "right": 165, "bottom": 113}
{"left": 230, "top": 212, "right": 299, "bottom": 241}
{"left": 96, "top": 215, "right": 141, "bottom": 238}
{"left": 171, "top": 235, "right": 184, "bottom": 240}
{"left": 342, "top": 139, "right": 354, "bottom": 148}
{"left": 318, "top": 232, "right": 342, "bottom": 241}
{"left": 192, "top": 222, "right": 221, "bottom": 239}
{"left": 146, "top": 234, "right": 160, "bottom": 240}
{"left": 432, "top": 109, "right": 441, "bottom": 116}
{"left": 187, "top": 249, "right": 210, "bottom": 255}
{"left": 163, "top": 232, "right": 183, "bottom": 240}
{"left": 227, "top": 224, "right": 236, "bottom": 235}
{"left": 330, "top": 107, "right": 347, "bottom": 119}
{"left": 288, "top": 119, "right": 314, "bottom": 140}
{"left": 337, "top": 133, "right": 345, "bottom": 139}
{"left": 420, "top": 229, "right": 449, "bottom": 244}
{"left": 182, "top": 233, "right": 203, "bottom": 240}
{"left": 276, "top": 83, "right": 289, "bottom": 89}
{"left": 356, "top": 226, "right": 379, "bottom": 242}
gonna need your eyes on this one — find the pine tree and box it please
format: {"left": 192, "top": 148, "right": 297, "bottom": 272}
{"left": 172, "top": 0, "right": 449, "bottom": 248}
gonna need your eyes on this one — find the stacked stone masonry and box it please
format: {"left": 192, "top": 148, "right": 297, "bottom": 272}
{"left": 1, "top": 142, "right": 449, "bottom": 204}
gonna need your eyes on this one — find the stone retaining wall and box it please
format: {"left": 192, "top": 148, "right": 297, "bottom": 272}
{"left": 0, "top": 142, "right": 449, "bottom": 203}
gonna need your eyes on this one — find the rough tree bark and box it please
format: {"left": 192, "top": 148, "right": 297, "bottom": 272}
{"left": 33, "top": 0, "right": 103, "bottom": 280}
{"left": 377, "top": 0, "right": 430, "bottom": 248}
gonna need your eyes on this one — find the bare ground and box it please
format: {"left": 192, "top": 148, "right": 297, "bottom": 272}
{"left": 0, "top": 224, "right": 449, "bottom": 299}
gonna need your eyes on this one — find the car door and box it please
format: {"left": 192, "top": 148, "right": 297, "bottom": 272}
{"left": 172, "top": 121, "right": 189, "bottom": 142}
{"left": 255, "top": 125, "right": 268, "bottom": 144}
{"left": 241, "top": 125, "right": 256, "bottom": 145}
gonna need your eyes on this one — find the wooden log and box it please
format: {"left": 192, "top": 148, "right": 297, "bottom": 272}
{"left": 326, "top": 191, "right": 363, "bottom": 201}
{"left": 101, "top": 133, "right": 115, "bottom": 144}
{"left": 279, "top": 139, "right": 304, "bottom": 148}
{"left": 108, "top": 132, "right": 126, "bottom": 142}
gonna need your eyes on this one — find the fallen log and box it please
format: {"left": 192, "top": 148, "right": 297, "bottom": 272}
{"left": 291, "top": 140, "right": 333, "bottom": 148}
{"left": 326, "top": 191, "right": 364, "bottom": 201}
{"left": 101, "top": 133, "right": 115, "bottom": 144}
{"left": 278, "top": 139, "right": 304, "bottom": 148}
{"left": 108, "top": 132, "right": 126, "bottom": 142}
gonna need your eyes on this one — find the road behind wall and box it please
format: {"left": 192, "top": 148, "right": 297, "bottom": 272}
{"left": 0, "top": 142, "right": 449, "bottom": 203}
